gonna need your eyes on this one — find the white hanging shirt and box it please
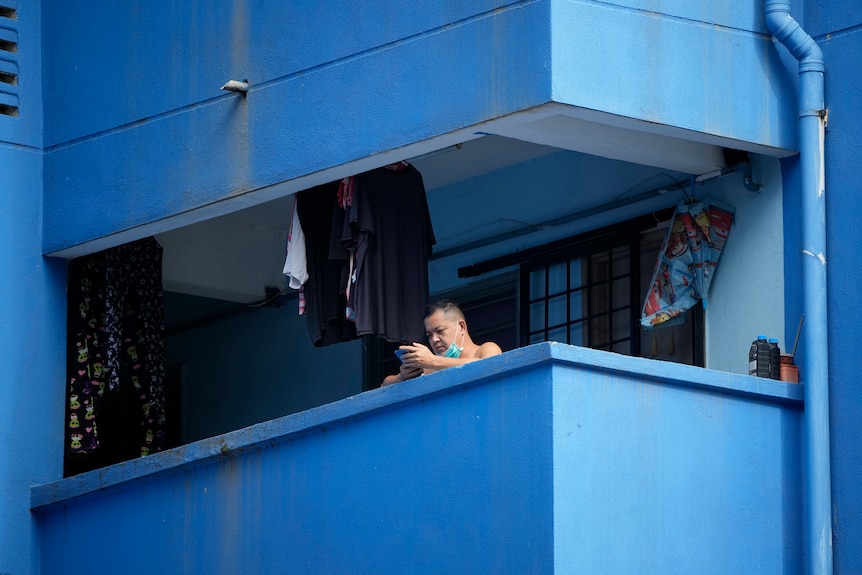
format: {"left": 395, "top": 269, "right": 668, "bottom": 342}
{"left": 282, "top": 203, "right": 308, "bottom": 289}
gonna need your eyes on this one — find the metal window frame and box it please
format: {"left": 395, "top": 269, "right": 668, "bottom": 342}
{"left": 519, "top": 213, "right": 704, "bottom": 366}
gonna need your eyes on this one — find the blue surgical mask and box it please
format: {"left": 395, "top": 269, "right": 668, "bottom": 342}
{"left": 441, "top": 341, "right": 462, "bottom": 358}
{"left": 439, "top": 326, "right": 465, "bottom": 358}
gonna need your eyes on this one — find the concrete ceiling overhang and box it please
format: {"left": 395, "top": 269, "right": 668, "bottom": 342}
{"left": 49, "top": 101, "right": 794, "bottom": 262}
{"left": 150, "top": 101, "right": 795, "bottom": 303}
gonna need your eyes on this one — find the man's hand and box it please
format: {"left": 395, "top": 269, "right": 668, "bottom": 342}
{"left": 397, "top": 362, "right": 423, "bottom": 381}
{"left": 381, "top": 359, "right": 423, "bottom": 387}
{"left": 398, "top": 342, "right": 437, "bottom": 370}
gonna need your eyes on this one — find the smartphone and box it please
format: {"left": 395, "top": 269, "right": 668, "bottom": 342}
{"left": 394, "top": 349, "right": 407, "bottom": 362}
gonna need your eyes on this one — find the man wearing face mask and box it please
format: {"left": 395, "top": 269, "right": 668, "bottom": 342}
{"left": 381, "top": 300, "right": 503, "bottom": 387}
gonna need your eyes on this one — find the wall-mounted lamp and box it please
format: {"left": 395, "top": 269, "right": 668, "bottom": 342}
{"left": 221, "top": 79, "right": 249, "bottom": 94}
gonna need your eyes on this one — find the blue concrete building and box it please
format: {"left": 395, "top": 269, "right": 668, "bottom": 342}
{"left": 2, "top": 1, "right": 860, "bottom": 573}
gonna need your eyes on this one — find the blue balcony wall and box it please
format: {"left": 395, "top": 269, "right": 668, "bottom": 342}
{"left": 34, "top": 345, "right": 558, "bottom": 575}
{"left": 32, "top": 344, "right": 802, "bottom": 574}
{"left": 551, "top": 352, "right": 803, "bottom": 572}
{"left": 40, "top": 0, "right": 798, "bottom": 255}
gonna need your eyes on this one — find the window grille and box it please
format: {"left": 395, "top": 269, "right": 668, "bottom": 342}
{"left": 520, "top": 216, "right": 703, "bottom": 365}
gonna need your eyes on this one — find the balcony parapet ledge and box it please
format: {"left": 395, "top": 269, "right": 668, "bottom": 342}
{"left": 31, "top": 342, "right": 802, "bottom": 512}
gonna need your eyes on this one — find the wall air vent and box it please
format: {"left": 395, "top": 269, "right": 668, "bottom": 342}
{"left": 0, "top": 2, "right": 18, "bottom": 117}
{"left": 0, "top": 58, "right": 16, "bottom": 86}
{"left": 0, "top": 81, "right": 17, "bottom": 115}
{"left": 0, "top": 39, "right": 14, "bottom": 52}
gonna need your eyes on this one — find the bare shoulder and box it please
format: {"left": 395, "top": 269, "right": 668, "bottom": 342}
{"left": 476, "top": 341, "right": 503, "bottom": 358}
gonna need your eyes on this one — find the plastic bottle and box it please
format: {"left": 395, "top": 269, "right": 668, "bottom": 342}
{"left": 749, "top": 335, "right": 772, "bottom": 378}
{"left": 767, "top": 338, "right": 781, "bottom": 380}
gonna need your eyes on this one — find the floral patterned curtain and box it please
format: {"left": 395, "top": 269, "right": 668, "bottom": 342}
{"left": 65, "top": 237, "right": 166, "bottom": 475}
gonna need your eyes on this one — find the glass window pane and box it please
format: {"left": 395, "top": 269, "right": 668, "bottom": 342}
{"left": 612, "top": 309, "right": 630, "bottom": 342}
{"left": 548, "top": 263, "right": 567, "bottom": 295}
{"left": 612, "top": 278, "right": 630, "bottom": 309}
{"left": 530, "top": 301, "right": 545, "bottom": 331}
{"left": 613, "top": 339, "right": 631, "bottom": 355}
{"left": 569, "top": 321, "right": 585, "bottom": 346}
{"left": 548, "top": 325, "right": 567, "bottom": 343}
{"left": 591, "top": 314, "right": 610, "bottom": 347}
{"left": 548, "top": 295, "right": 566, "bottom": 326}
{"left": 529, "top": 269, "right": 545, "bottom": 298}
{"left": 569, "top": 258, "right": 585, "bottom": 288}
{"left": 570, "top": 289, "right": 586, "bottom": 321}
{"left": 591, "top": 250, "right": 610, "bottom": 282}
{"left": 612, "top": 245, "right": 630, "bottom": 276}
{"left": 591, "top": 283, "right": 610, "bottom": 314}
{"left": 530, "top": 331, "right": 546, "bottom": 344}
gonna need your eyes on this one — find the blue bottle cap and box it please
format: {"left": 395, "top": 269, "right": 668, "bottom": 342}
{"left": 768, "top": 338, "right": 779, "bottom": 343}
{"left": 757, "top": 335, "right": 767, "bottom": 340}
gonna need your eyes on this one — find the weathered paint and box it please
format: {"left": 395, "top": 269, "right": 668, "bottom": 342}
{"left": 41, "top": 1, "right": 552, "bottom": 253}
{"left": 2, "top": 1, "right": 862, "bottom": 573}
{"left": 549, "top": 0, "right": 797, "bottom": 150}
{"left": 0, "top": 145, "right": 67, "bottom": 575}
{"left": 33, "top": 343, "right": 802, "bottom": 574}
{"left": 0, "top": 3, "right": 67, "bottom": 575}
{"left": 40, "top": 0, "right": 800, "bottom": 254}
{"left": 553, "top": 354, "right": 803, "bottom": 572}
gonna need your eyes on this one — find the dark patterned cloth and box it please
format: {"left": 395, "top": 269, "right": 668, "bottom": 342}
{"left": 296, "top": 182, "right": 359, "bottom": 347}
{"left": 65, "top": 237, "right": 167, "bottom": 472}
{"left": 66, "top": 252, "right": 109, "bottom": 457}
{"left": 104, "top": 239, "right": 167, "bottom": 418}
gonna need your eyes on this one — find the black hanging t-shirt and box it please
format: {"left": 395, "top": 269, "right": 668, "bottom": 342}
{"left": 295, "top": 182, "right": 358, "bottom": 347}
{"left": 343, "top": 164, "right": 435, "bottom": 344}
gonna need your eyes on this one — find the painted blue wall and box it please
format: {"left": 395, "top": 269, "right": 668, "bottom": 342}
{"left": 34, "top": 347, "right": 559, "bottom": 575}
{"left": 6, "top": 1, "right": 860, "bottom": 573}
{"left": 39, "top": 0, "right": 801, "bottom": 254}
{"left": 700, "top": 155, "right": 787, "bottom": 373}
{"left": 166, "top": 296, "right": 363, "bottom": 443}
{"left": 550, "top": 0, "right": 798, "bottom": 151}
{"left": 552, "top": 347, "right": 803, "bottom": 573}
{"left": 0, "top": 145, "right": 66, "bottom": 575}
{"left": 32, "top": 344, "right": 802, "bottom": 574}
{"left": 0, "top": 3, "right": 69, "bottom": 575}
{"left": 41, "top": 1, "right": 552, "bottom": 253}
